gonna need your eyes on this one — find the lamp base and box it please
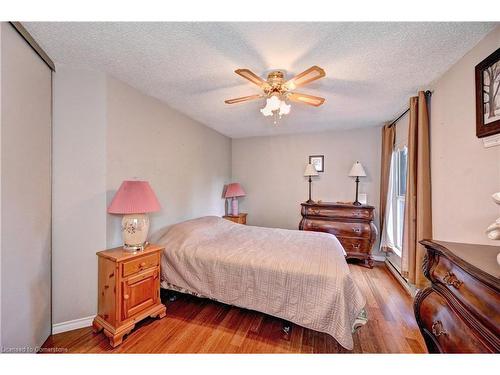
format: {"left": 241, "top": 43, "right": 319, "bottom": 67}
{"left": 123, "top": 243, "right": 146, "bottom": 252}
{"left": 231, "top": 198, "right": 239, "bottom": 216}
{"left": 121, "top": 213, "right": 149, "bottom": 252}
{"left": 306, "top": 199, "right": 315, "bottom": 204}
{"left": 353, "top": 201, "right": 362, "bottom": 206}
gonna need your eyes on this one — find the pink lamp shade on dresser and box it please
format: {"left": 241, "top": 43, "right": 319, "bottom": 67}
{"left": 108, "top": 180, "right": 161, "bottom": 252}
{"left": 224, "top": 183, "right": 246, "bottom": 216}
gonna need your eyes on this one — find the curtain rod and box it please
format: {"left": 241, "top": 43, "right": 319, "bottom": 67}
{"left": 388, "top": 90, "right": 432, "bottom": 128}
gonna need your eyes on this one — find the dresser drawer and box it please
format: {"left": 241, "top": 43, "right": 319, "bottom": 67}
{"left": 431, "top": 255, "right": 500, "bottom": 333}
{"left": 337, "top": 237, "right": 371, "bottom": 256}
{"left": 417, "top": 290, "right": 493, "bottom": 353}
{"left": 122, "top": 253, "right": 159, "bottom": 277}
{"left": 302, "top": 206, "right": 373, "bottom": 220}
{"left": 301, "top": 219, "right": 371, "bottom": 238}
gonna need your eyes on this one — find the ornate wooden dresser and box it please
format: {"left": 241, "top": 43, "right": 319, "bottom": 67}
{"left": 299, "top": 202, "right": 377, "bottom": 267}
{"left": 415, "top": 240, "right": 500, "bottom": 353}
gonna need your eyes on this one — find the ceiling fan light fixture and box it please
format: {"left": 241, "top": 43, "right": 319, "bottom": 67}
{"left": 225, "top": 66, "right": 325, "bottom": 125}
{"left": 260, "top": 106, "right": 273, "bottom": 117}
{"left": 267, "top": 96, "right": 281, "bottom": 111}
{"left": 279, "top": 101, "right": 291, "bottom": 116}
{"left": 260, "top": 96, "right": 291, "bottom": 119}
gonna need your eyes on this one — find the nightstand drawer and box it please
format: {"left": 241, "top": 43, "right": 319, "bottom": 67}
{"left": 122, "top": 253, "right": 159, "bottom": 277}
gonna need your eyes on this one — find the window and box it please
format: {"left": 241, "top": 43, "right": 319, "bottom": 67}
{"left": 392, "top": 146, "right": 407, "bottom": 256}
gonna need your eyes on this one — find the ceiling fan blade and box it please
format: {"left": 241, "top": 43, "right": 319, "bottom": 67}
{"left": 285, "top": 66, "right": 326, "bottom": 89}
{"left": 234, "top": 69, "right": 270, "bottom": 89}
{"left": 224, "top": 94, "right": 263, "bottom": 104}
{"left": 288, "top": 92, "right": 325, "bottom": 107}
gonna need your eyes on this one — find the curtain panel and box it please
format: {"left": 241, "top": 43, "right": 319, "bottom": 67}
{"left": 379, "top": 124, "right": 396, "bottom": 252}
{"left": 401, "top": 91, "right": 432, "bottom": 288}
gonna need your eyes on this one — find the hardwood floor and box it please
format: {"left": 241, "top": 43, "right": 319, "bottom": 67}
{"left": 41, "top": 262, "right": 427, "bottom": 353}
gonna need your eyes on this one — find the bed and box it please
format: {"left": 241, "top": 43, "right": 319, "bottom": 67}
{"left": 152, "top": 215, "right": 367, "bottom": 350}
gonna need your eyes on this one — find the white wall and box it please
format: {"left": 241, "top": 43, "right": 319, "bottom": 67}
{"left": 106, "top": 77, "right": 231, "bottom": 247}
{"left": 52, "top": 70, "right": 231, "bottom": 326}
{"left": 52, "top": 68, "right": 107, "bottom": 324}
{"left": 430, "top": 26, "right": 500, "bottom": 245}
{"left": 232, "top": 126, "right": 383, "bottom": 258}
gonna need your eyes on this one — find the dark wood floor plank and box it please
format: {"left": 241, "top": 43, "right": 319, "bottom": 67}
{"left": 41, "top": 262, "right": 427, "bottom": 354}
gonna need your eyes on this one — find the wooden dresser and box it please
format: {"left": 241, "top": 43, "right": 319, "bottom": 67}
{"left": 414, "top": 240, "right": 500, "bottom": 353}
{"left": 299, "top": 202, "right": 377, "bottom": 267}
{"left": 223, "top": 213, "right": 247, "bottom": 225}
{"left": 92, "top": 244, "right": 166, "bottom": 347}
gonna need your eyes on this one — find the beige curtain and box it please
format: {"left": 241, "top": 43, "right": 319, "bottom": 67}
{"left": 402, "top": 91, "right": 432, "bottom": 288}
{"left": 379, "top": 124, "right": 396, "bottom": 252}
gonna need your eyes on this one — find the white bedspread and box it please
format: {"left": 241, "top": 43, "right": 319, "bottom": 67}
{"left": 155, "top": 216, "right": 366, "bottom": 350}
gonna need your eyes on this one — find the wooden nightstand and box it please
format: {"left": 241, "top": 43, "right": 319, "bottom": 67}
{"left": 92, "top": 244, "right": 166, "bottom": 347}
{"left": 223, "top": 213, "right": 247, "bottom": 225}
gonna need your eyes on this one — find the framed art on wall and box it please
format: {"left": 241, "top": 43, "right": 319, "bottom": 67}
{"left": 309, "top": 155, "right": 324, "bottom": 172}
{"left": 475, "top": 48, "right": 500, "bottom": 138}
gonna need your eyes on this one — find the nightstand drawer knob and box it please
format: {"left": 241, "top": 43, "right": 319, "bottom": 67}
{"left": 140, "top": 262, "right": 146, "bottom": 267}
{"left": 123, "top": 294, "right": 129, "bottom": 300}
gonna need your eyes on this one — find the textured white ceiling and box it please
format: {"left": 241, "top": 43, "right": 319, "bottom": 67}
{"left": 25, "top": 22, "right": 497, "bottom": 138}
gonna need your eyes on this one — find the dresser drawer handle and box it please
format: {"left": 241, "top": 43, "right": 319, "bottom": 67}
{"left": 311, "top": 209, "right": 321, "bottom": 215}
{"left": 443, "top": 272, "right": 463, "bottom": 288}
{"left": 139, "top": 262, "right": 147, "bottom": 268}
{"left": 352, "top": 228, "right": 361, "bottom": 233}
{"left": 431, "top": 321, "right": 447, "bottom": 337}
{"left": 352, "top": 212, "right": 362, "bottom": 217}
{"left": 123, "top": 294, "right": 130, "bottom": 300}
{"left": 351, "top": 243, "right": 360, "bottom": 249}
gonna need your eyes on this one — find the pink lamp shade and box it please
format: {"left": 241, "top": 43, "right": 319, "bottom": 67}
{"left": 224, "top": 183, "right": 246, "bottom": 198}
{"left": 108, "top": 180, "right": 161, "bottom": 214}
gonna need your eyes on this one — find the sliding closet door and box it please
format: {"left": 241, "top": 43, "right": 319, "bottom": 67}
{"left": 1, "top": 23, "right": 52, "bottom": 350}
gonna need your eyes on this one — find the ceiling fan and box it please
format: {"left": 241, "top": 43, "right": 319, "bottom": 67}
{"left": 225, "top": 66, "right": 326, "bottom": 123}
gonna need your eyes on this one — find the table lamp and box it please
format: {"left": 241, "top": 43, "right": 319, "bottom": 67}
{"left": 224, "top": 183, "right": 246, "bottom": 216}
{"left": 348, "top": 161, "right": 367, "bottom": 206}
{"left": 304, "top": 163, "right": 319, "bottom": 203}
{"left": 108, "top": 180, "right": 161, "bottom": 251}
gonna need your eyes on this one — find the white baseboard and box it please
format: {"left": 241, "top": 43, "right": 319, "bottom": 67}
{"left": 372, "top": 254, "right": 386, "bottom": 262}
{"left": 384, "top": 260, "right": 417, "bottom": 297}
{"left": 52, "top": 315, "right": 94, "bottom": 335}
